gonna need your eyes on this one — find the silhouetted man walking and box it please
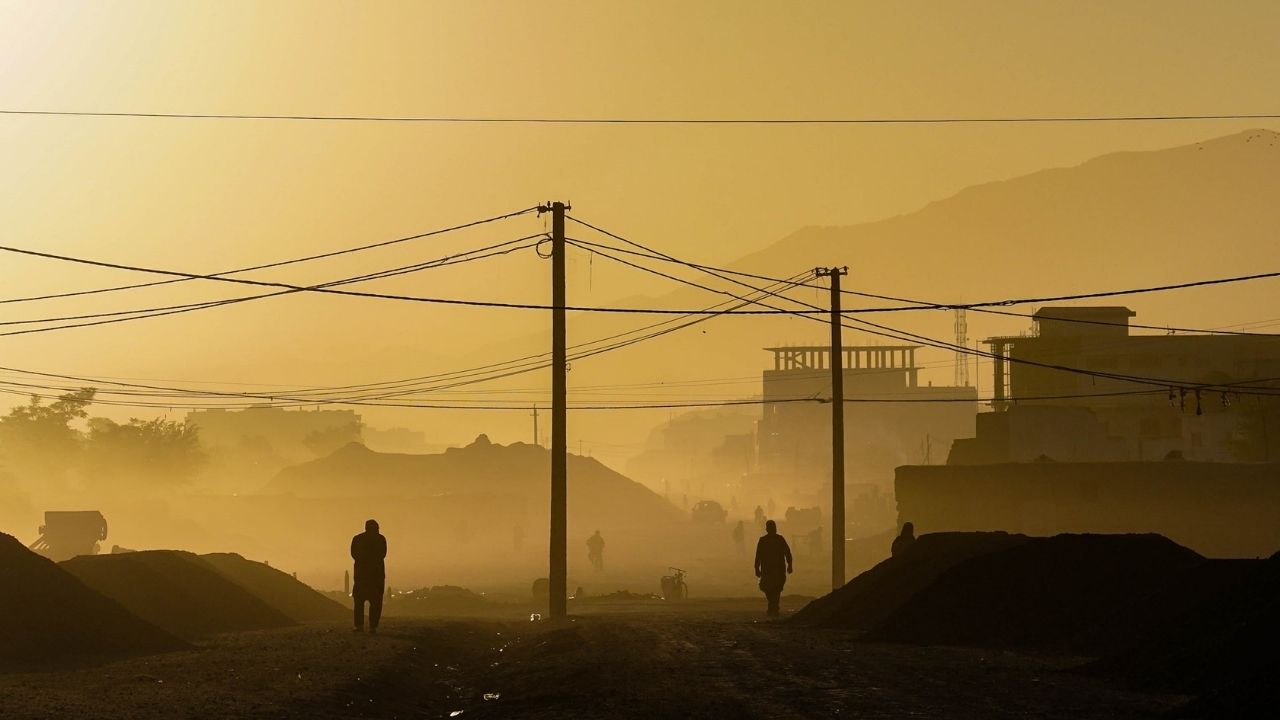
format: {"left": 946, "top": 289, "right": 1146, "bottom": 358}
{"left": 754, "top": 519, "right": 793, "bottom": 617}
{"left": 351, "top": 519, "right": 387, "bottom": 634}
{"left": 587, "top": 530, "right": 605, "bottom": 572}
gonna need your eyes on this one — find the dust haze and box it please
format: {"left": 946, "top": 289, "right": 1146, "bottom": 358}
{"left": 2, "top": 2, "right": 1280, "bottom": 718}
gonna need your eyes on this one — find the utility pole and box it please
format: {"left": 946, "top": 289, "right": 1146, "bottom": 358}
{"left": 541, "top": 200, "right": 570, "bottom": 619}
{"left": 531, "top": 404, "right": 540, "bottom": 447}
{"left": 815, "top": 266, "right": 848, "bottom": 589}
{"left": 953, "top": 308, "right": 969, "bottom": 387}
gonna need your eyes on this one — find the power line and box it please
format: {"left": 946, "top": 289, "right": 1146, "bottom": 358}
{"left": 0, "top": 242, "right": 830, "bottom": 316}
{"left": 817, "top": 276, "right": 1280, "bottom": 335}
{"left": 565, "top": 228, "right": 1280, "bottom": 335}
{"left": 0, "top": 206, "right": 538, "bottom": 305}
{"left": 7, "top": 212, "right": 1277, "bottom": 407}
{"left": 9, "top": 227, "right": 1278, "bottom": 320}
{"left": 567, "top": 221, "right": 1280, "bottom": 395}
{"left": 0, "top": 272, "right": 815, "bottom": 408}
{"left": 0, "top": 235, "right": 545, "bottom": 334}
{"left": 5, "top": 109, "right": 1280, "bottom": 125}
{"left": 4, "top": 380, "right": 1272, "bottom": 413}
{"left": 264, "top": 271, "right": 811, "bottom": 403}
{"left": 338, "top": 272, "right": 817, "bottom": 402}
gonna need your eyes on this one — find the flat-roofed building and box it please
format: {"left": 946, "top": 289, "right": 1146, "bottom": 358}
{"left": 950, "top": 306, "right": 1280, "bottom": 463}
{"left": 756, "top": 345, "right": 977, "bottom": 509}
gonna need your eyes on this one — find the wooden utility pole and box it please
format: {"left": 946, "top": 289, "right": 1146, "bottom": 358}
{"left": 545, "top": 201, "right": 570, "bottom": 618}
{"left": 531, "top": 404, "right": 540, "bottom": 447}
{"left": 815, "top": 266, "right": 848, "bottom": 589}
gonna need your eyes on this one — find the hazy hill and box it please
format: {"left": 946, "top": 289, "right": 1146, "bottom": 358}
{"left": 267, "top": 436, "right": 684, "bottom": 531}
{"left": 451, "top": 129, "right": 1280, "bottom": 467}
{"left": 722, "top": 129, "right": 1280, "bottom": 311}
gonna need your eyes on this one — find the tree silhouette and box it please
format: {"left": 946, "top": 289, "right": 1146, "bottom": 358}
{"left": 0, "top": 388, "right": 95, "bottom": 490}
{"left": 85, "top": 416, "right": 205, "bottom": 487}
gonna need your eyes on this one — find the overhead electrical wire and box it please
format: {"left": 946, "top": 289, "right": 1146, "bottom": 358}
{"left": 0, "top": 272, "right": 817, "bottom": 409}
{"left": 0, "top": 206, "right": 539, "bottom": 305}
{"left": 241, "top": 271, "right": 820, "bottom": 404}
{"left": 6, "top": 226, "right": 1279, "bottom": 320}
{"left": 564, "top": 224, "right": 1280, "bottom": 335}
{"left": 5, "top": 109, "right": 1280, "bottom": 125}
{"left": 566, "top": 217, "right": 1280, "bottom": 381}
{"left": 239, "top": 271, "right": 815, "bottom": 404}
{"left": 558, "top": 240, "right": 1279, "bottom": 374}
{"left": 0, "top": 242, "right": 833, "bottom": 316}
{"left": 578, "top": 235, "right": 1280, "bottom": 336}
{"left": 5, "top": 209, "right": 1279, "bottom": 411}
{"left": 0, "top": 234, "right": 546, "bottom": 335}
{"left": 20, "top": 219, "right": 1244, "bottom": 407}
{"left": 566, "top": 221, "right": 1280, "bottom": 397}
{"left": 4, "top": 378, "right": 1269, "bottom": 412}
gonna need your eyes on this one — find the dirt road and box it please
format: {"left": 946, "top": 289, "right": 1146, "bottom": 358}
{"left": 0, "top": 600, "right": 1186, "bottom": 719}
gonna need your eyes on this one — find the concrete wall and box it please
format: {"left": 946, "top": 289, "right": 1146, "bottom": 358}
{"left": 895, "top": 461, "right": 1280, "bottom": 558}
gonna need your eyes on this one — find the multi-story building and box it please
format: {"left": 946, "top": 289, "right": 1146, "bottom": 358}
{"left": 755, "top": 345, "right": 977, "bottom": 497}
{"left": 949, "top": 306, "right": 1280, "bottom": 463}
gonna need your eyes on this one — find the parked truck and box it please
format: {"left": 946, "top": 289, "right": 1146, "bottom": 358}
{"left": 27, "top": 510, "right": 108, "bottom": 561}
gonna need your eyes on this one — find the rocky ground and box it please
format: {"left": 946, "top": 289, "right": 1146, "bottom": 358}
{"left": 0, "top": 598, "right": 1188, "bottom": 720}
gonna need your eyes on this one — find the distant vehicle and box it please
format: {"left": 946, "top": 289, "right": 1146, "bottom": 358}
{"left": 660, "top": 567, "right": 688, "bottom": 600}
{"left": 784, "top": 506, "right": 822, "bottom": 536}
{"left": 691, "top": 500, "right": 728, "bottom": 525}
{"left": 28, "top": 510, "right": 108, "bottom": 562}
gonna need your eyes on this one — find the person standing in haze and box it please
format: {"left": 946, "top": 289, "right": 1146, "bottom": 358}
{"left": 732, "top": 520, "right": 746, "bottom": 556}
{"left": 587, "top": 530, "right": 605, "bottom": 571}
{"left": 351, "top": 519, "right": 387, "bottom": 634}
{"left": 891, "top": 521, "right": 916, "bottom": 557}
{"left": 754, "top": 519, "right": 793, "bottom": 617}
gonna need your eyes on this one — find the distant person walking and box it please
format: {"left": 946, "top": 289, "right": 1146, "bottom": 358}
{"left": 732, "top": 520, "right": 746, "bottom": 556}
{"left": 587, "top": 530, "right": 606, "bottom": 572}
{"left": 753, "top": 505, "right": 766, "bottom": 534}
{"left": 754, "top": 519, "right": 793, "bottom": 617}
{"left": 351, "top": 519, "right": 387, "bottom": 634}
{"left": 891, "top": 522, "right": 916, "bottom": 558}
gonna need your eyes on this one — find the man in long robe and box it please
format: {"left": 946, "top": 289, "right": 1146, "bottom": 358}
{"left": 753, "top": 519, "right": 793, "bottom": 617}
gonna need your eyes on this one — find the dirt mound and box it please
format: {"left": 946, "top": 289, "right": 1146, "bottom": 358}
{"left": 1173, "top": 679, "right": 1280, "bottom": 719}
{"left": 792, "top": 532, "right": 1030, "bottom": 629}
{"left": 0, "top": 533, "right": 183, "bottom": 664}
{"left": 199, "top": 553, "right": 347, "bottom": 623}
{"left": 578, "top": 590, "right": 663, "bottom": 602}
{"left": 1086, "top": 552, "right": 1279, "bottom": 694}
{"left": 867, "top": 534, "right": 1204, "bottom": 652}
{"left": 385, "top": 585, "right": 492, "bottom": 616}
{"left": 61, "top": 550, "right": 294, "bottom": 639}
{"left": 1073, "top": 558, "right": 1261, "bottom": 657}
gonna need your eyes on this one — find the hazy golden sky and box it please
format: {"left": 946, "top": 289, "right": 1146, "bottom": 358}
{"left": 1, "top": 1, "right": 1278, "bottom": 454}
